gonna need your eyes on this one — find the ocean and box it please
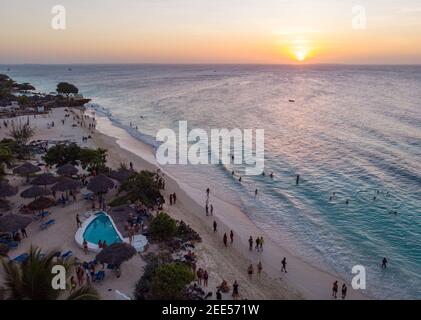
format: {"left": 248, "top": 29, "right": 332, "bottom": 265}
{"left": 3, "top": 64, "right": 421, "bottom": 299}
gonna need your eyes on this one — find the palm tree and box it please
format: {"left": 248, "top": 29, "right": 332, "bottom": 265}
{"left": 0, "top": 247, "right": 100, "bottom": 300}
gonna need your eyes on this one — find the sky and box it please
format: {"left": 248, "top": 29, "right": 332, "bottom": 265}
{"left": 0, "top": 0, "right": 420, "bottom": 64}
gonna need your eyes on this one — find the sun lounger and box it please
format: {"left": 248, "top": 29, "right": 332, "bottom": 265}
{"left": 61, "top": 251, "right": 73, "bottom": 260}
{"left": 40, "top": 219, "right": 55, "bottom": 230}
{"left": 95, "top": 271, "right": 105, "bottom": 282}
{"left": 12, "top": 253, "right": 29, "bottom": 263}
{"left": 82, "top": 193, "right": 94, "bottom": 201}
{"left": 7, "top": 241, "right": 19, "bottom": 250}
{"left": 35, "top": 210, "right": 50, "bottom": 220}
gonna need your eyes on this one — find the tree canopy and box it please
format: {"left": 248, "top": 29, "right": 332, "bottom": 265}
{"left": 149, "top": 212, "right": 177, "bottom": 242}
{"left": 57, "top": 82, "right": 79, "bottom": 97}
{"left": 151, "top": 263, "right": 195, "bottom": 300}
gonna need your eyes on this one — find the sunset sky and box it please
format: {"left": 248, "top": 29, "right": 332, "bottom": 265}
{"left": 1, "top": 0, "right": 420, "bottom": 64}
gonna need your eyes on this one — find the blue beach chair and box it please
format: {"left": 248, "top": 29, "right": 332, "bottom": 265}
{"left": 40, "top": 219, "right": 55, "bottom": 230}
{"left": 12, "top": 253, "right": 29, "bottom": 263}
{"left": 61, "top": 251, "right": 73, "bottom": 260}
{"left": 95, "top": 271, "right": 105, "bottom": 282}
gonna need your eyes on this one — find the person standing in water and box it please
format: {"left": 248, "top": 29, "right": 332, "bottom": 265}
{"left": 255, "top": 189, "right": 258, "bottom": 198}
{"left": 296, "top": 174, "right": 300, "bottom": 185}
{"left": 213, "top": 221, "right": 218, "bottom": 233}
{"left": 230, "top": 230, "right": 234, "bottom": 244}
{"left": 382, "top": 257, "right": 388, "bottom": 269}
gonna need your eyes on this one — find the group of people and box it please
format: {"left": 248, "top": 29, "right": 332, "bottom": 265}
{"left": 332, "top": 281, "right": 348, "bottom": 299}
{"left": 196, "top": 268, "right": 209, "bottom": 287}
{"left": 248, "top": 236, "right": 265, "bottom": 253}
{"left": 169, "top": 193, "right": 177, "bottom": 206}
{"left": 216, "top": 280, "right": 240, "bottom": 300}
{"left": 223, "top": 230, "right": 235, "bottom": 247}
{"left": 247, "top": 261, "right": 263, "bottom": 280}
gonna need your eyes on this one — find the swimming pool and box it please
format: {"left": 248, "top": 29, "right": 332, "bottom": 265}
{"left": 75, "top": 212, "right": 124, "bottom": 252}
{"left": 83, "top": 212, "right": 122, "bottom": 246}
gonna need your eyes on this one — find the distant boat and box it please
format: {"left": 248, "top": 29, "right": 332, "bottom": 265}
{"left": 289, "top": 99, "right": 295, "bottom": 103}
{"left": 68, "top": 68, "right": 72, "bottom": 71}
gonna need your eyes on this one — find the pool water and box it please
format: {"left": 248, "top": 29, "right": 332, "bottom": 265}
{"left": 83, "top": 213, "right": 122, "bottom": 245}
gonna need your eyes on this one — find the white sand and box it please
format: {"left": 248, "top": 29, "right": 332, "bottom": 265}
{"left": 0, "top": 107, "right": 368, "bottom": 300}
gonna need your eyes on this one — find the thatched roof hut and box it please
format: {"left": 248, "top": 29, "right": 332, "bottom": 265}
{"left": 31, "top": 173, "right": 58, "bottom": 187}
{"left": 13, "top": 162, "right": 40, "bottom": 176}
{"left": 0, "top": 214, "right": 32, "bottom": 233}
{"left": 52, "top": 177, "right": 83, "bottom": 192}
{"left": 56, "top": 163, "right": 78, "bottom": 177}
{"left": 27, "top": 197, "right": 56, "bottom": 211}
{"left": 87, "top": 174, "right": 115, "bottom": 194}
{"left": 20, "top": 186, "right": 52, "bottom": 199}
{"left": 96, "top": 243, "right": 137, "bottom": 266}
{"left": 0, "top": 181, "right": 18, "bottom": 198}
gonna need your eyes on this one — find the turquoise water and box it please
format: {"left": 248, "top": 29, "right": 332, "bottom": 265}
{"left": 83, "top": 213, "right": 122, "bottom": 245}
{"left": 4, "top": 65, "right": 420, "bottom": 299}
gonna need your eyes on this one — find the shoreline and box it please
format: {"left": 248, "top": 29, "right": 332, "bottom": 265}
{"left": 92, "top": 111, "right": 368, "bottom": 300}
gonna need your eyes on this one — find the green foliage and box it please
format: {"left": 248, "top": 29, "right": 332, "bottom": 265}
{"left": 0, "top": 145, "right": 13, "bottom": 166}
{"left": 43, "top": 143, "right": 81, "bottom": 166}
{"left": 149, "top": 212, "right": 177, "bottom": 242}
{"left": 79, "top": 148, "right": 108, "bottom": 173}
{"left": 66, "top": 285, "right": 100, "bottom": 301}
{"left": 151, "top": 263, "right": 195, "bottom": 300}
{"left": 17, "top": 95, "right": 29, "bottom": 106}
{"left": 0, "top": 247, "right": 100, "bottom": 300}
{"left": 8, "top": 123, "right": 34, "bottom": 145}
{"left": 43, "top": 144, "right": 108, "bottom": 173}
{"left": 56, "top": 82, "right": 79, "bottom": 97}
{"left": 112, "top": 171, "right": 162, "bottom": 207}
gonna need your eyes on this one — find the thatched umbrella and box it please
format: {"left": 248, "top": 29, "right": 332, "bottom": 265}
{"left": 0, "top": 214, "right": 32, "bottom": 233}
{"left": 21, "top": 186, "right": 52, "bottom": 199}
{"left": 13, "top": 162, "right": 40, "bottom": 177}
{"left": 0, "top": 243, "right": 9, "bottom": 257}
{"left": 96, "top": 243, "right": 137, "bottom": 266}
{"left": 87, "top": 174, "right": 115, "bottom": 195}
{"left": 27, "top": 197, "right": 55, "bottom": 211}
{"left": 0, "top": 181, "right": 18, "bottom": 198}
{"left": 52, "top": 177, "right": 83, "bottom": 192}
{"left": 57, "top": 163, "right": 78, "bottom": 177}
{"left": 108, "top": 169, "right": 132, "bottom": 184}
{"left": 31, "top": 173, "right": 58, "bottom": 188}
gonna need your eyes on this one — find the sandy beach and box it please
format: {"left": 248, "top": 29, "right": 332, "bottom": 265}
{"left": 0, "top": 106, "right": 369, "bottom": 300}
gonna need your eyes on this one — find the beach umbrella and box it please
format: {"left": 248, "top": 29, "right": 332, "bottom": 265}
{"left": 108, "top": 169, "right": 132, "bottom": 184}
{"left": 0, "top": 214, "right": 32, "bottom": 233}
{"left": 13, "top": 162, "right": 41, "bottom": 176}
{"left": 20, "top": 186, "right": 52, "bottom": 199}
{"left": 51, "top": 177, "right": 83, "bottom": 192}
{"left": 27, "top": 197, "right": 56, "bottom": 211}
{"left": 96, "top": 243, "right": 137, "bottom": 266}
{"left": 87, "top": 174, "right": 115, "bottom": 195}
{"left": 0, "top": 181, "right": 18, "bottom": 198}
{"left": 0, "top": 243, "right": 9, "bottom": 257}
{"left": 31, "top": 173, "right": 58, "bottom": 188}
{"left": 56, "top": 163, "right": 78, "bottom": 177}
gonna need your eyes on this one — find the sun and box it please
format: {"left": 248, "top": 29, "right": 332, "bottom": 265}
{"left": 294, "top": 50, "right": 307, "bottom": 62}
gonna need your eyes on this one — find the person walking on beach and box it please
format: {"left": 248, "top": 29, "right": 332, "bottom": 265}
{"left": 255, "top": 237, "right": 260, "bottom": 251}
{"left": 83, "top": 240, "right": 88, "bottom": 255}
{"left": 203, "top": 270, "right": 209, "bottom": 287}
{"left": 170, "top": 194, "right": 173, "bottom": 206}
{"left": 213, "top": 221, "right": 218, "bottom": 233}
{"left": 257, "top": 261, "right": 263, "bottom": 279}
{"left": 281, "top": 257, "right": 288, "bottom": 273}
{"left": 259, "top": 237, "right": 264, "bottom": 252}
{"left": 76, "top": 214, "right": 82, "bottom": 228}
{"left": 249, "top": 236, "right": 254, "bottom": 251}
{"left": 223, "top": 233, "right": 228, "bottom": 247}
{"left": 197, "top": 268, "right": 203, "bottom": 286}
{"left": 21, "top": 228, "right": 27, "bottom": 239}
{"left": 206, "top": 203, "right": 209, "bottom": 216}
{"left": 382, "top": 257, "right": 388, "bottom": 269}
{"left": 206, "top": 188, "right": 210, "bottom": 198}
{"left": 210, "top": 204, "right": 214, "bottom": 216}
{"left": 173, "top": 193, "right": 177, "bottom": 205}
{"left": 332, "top": 281, "right": 338, "bottom": 299}
{"left": 247, "top": 264, "right": 254, "bottom": 280}
{"left": 230, "top": 230, "right": 234, "bottom": 244}
{"left": 249, "top": 236, "right": 253, "bottom": 251}
{"left": 232, "top": 281, "right": 239, "bottom": 300}
{"left": 341, "top": 284, "right": 348, "bottom": 299}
